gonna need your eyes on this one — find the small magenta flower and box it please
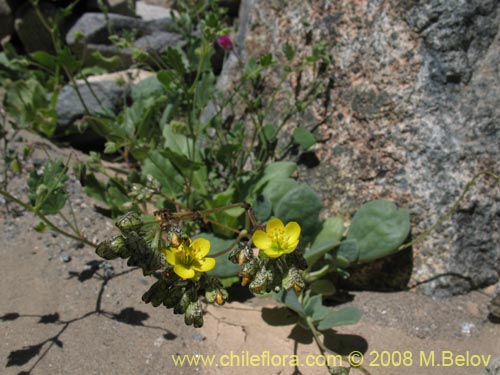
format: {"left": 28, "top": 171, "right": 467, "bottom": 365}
{"left": 217, "top": 34, "right": 233, "bottom": 51}
{"left": 253, "top": 218, "right": 301, "bottom": 258}
{"left": 163, "top": 238, "right": 216, "bottom": 279}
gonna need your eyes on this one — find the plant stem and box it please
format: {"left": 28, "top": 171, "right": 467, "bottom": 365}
{"left": 306, "top": 317, "right": 373, "bottom": 375}
{"left": 0, "top": 189, "right": 96, "bottom": 247}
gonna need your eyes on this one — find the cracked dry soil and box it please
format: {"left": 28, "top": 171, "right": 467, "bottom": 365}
{"left": 1, "top": 129, "right": 499, "bottom": 375}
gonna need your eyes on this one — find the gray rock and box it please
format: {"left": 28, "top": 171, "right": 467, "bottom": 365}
{"left": 54, "top": 69, "right": 156, "bottom": 129}
{"left": 85, "top": 0, "right": 136, "bottom": 16}
{"left": 55, "top": 80, "right": 124, "bottom": 128}
{"left": 142, "top": 0, "right": 174, "bottom": 7}
{"left": 136, "top": 0, "right": 173, "bottom": 20}
{"left": 66, "top": 13, "right": 142, "bottom": 47}
{"left": 66, "top": 12, "right": 180, "bottom": 70}
{"left": 213, "top": 0, "right": 500, "bottom": 297}
{"left": 407, "top": 0, "right": 499, "bottom": 84}
{"left": 134, "top": 31, "right": 183, "bottom": 54}
{"left": 0, "top": 0, "right": 14, "bottom": 41}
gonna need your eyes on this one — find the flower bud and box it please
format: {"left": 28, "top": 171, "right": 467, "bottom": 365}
{"left": 142, "top": 280, "right": 169, "bottom": 307}
{"left": 249, "top": 265, "right": 274, "bottom": 295}
{"left": 216, "top": 35, "right": 233, "bottom": 51}
{"left": 174, "top": 289, "right": 196, "bottom": 315}
{"left": 184, "top": 300, "right": 203, "bottom": 327}
{"left": 163, "top": 287, "right": 185, "bottom": 308}
{"left": 167, "top": 224, "right": 188, "bottom": 248}
{"left": 229, "top": 243, "right": 254, "bottom": 265}
{"left": 281, "top": 267, "right": 305, "bottom": 292}
{"left": 116, "top": 212, "right": 143, "bottom": 234}
{"left": 240, "top": 258, "right": 259, "bottom": 286}
{"left": 215, "top": 289, "right": 229, "bottom": 305}
{"left": 96, "top": 235, "right": 127, "bottom": 260}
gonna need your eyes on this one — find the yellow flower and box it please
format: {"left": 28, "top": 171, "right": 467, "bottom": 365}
{"left": 253, "top": 218, "right": 301, "bottom": 258}
{"left": 163, "top": 238, "right": 216, "bottom": 279}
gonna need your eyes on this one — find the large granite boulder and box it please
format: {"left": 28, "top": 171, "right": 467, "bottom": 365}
{"left": 217, "top": 0, "right": 500, "bottom": 297}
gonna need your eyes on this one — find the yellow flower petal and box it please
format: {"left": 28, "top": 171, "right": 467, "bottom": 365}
{"left": 192, "top": 238, "right": 211, "bottom": 259}
{"left": 266, "top": 217, "right": 284, "bottom": 233}
{"left": 174, "top": 264, "right": 195, "bottom": 279}
{"left": 193, "top": 257, "right": 216, "bottom": 272}
{"left": 287, "top": 239, "right": 299, "bottom": 252}
{"left": 284, "top": 221, "right": 301, "bottom": 243}
{"left": 261, "top": 247, "right": 283, "bottom": 258}
{"left": 164, "top": 249, "right": 177, "bottom": 266}
{"left": 253, "top": 229, "right": 272, "bottom": 250}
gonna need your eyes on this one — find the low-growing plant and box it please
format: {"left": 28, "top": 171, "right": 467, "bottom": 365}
{"left": 1, "top": 1, "right": 499, "bottom": 374}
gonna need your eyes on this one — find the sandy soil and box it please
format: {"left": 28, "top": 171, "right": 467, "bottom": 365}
{"left": 1, "top": 130, "right": 499, "bottom": 375}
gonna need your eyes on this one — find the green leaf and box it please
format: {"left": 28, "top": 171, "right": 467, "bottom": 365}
{"left": 275, "top": 289, "right": 306, "bottom": 316}
{"left": 345, "top": 200, "right": 410, "bottom": 263}
{"left": 9, "top": 158, "right": 21, "bottom": 173}
{"left": 89, "top": 51, "right": 121, "bottom": 71}
{"left": 312, "top": 217, "right": 344, "bottom": 247}
{"left": 27, "top": 160, "right": 69, "bottom": 215}
{"left": 83, "top": 173, "right": 107, "bottom": 203}
{"left": 304, "top": 238, "right": 340, "bottom": 268}
{"left": 194, "top": 72, "right": 215, "bottom": 112}
{"left": 261, "top": 123, "right": 277, "bottom": 142}
{"left": 104, "top": 141, "right": 120, "bottom": 154}
{"left": 160, "top": 149, "right": 204, "bottom": 173}
{"left": 142, "top": 150, "right": 184, "bottom": 197}
{"left": 253, "top": 161, "right": 297, "bottom": 193}
{"left": 157, "top": 69, "right": 179, "bottom": 91}
{"left": 317, "top": 307, "right": 362, "bottom": 331}
{"left": 310, "top": 280, "right": 336, "bottom": 296}
{"left": 282, "top": 43, "right": 295, "bottom": 61}
{"left": 261, "top": 178, "right": 298, "bottom": 207}
{"left": 33, "top": 221, "right": 49, "bottom": 232}
{"left": 252, "top": 194, "right": 272, "bottom": 222}
{"left": 336, "top": 240, "right": 359, "bottom": 264}
{"left": 3, "top": 78, "right": 57, "bottom": 136}
{"left": 30, "top": 51, "right": 57, "bottom": 72}
{"left": 304, "top": 295, "right": 330, "bottom": 322}
{"left": 57, "top": 47, "right": 81, "bottom": 75}
{"left": 260, "top": 53, "right": 274, "bottom": 67}
{"left": 243, "top": 57, "right": 259, "bottom": 80}
{"left": 163, "top": 48, "right": 186, "bottom": 76}
{"left": 292, "top": 128, "right": 316, "bottom": 150}
{"left": 274, "top": 183, "right": 322, "bottom": 241}
{"left": 204, "top": 188, "right": 244, "bottom": 238}
{"left": 131, "top": 76, "right": 164, "bottom": 101}
{"left": 197, "top": 233, "right": 239, "bottom": 278}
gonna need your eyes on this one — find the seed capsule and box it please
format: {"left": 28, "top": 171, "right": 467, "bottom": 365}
{"left": 116, "top": 212, "right": 143, "bottom": 234}
{"left": 184, "top": 300, "right": 203, "bottom": 327}
{"left": 229, "top": 243, "right": 254, "bottom": 265}
{"left": 281, "top": 267, "right": 304, "bottom": 292}
{"left": 96, "top": 235, "right": 127, "bottom": 260}
{"left": 142, "top": 280, "right": 169, "bottom": 307}
{"left": 240, "top": 258, "right": 259, "bottom": 286}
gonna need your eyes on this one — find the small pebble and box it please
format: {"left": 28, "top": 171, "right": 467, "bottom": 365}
{"left": 192, "top": 333, "right": 205, "bottom": 341}
{"left": 60, "top": 254, "right": 71, "bottom": 263}
{"left": 460, "top": 322, "right": 475, "bottom": 336}
{"left": 104, "top": 268, "right": 115, "bottom": 279}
